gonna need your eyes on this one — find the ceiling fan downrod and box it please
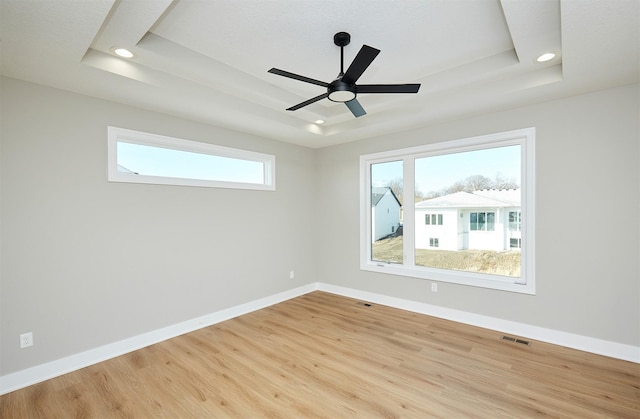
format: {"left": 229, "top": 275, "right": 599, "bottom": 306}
{"left": 334, "top": 31, "right": 351, "bottom": 76}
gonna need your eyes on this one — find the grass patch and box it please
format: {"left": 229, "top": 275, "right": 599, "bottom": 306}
{"left": 372, "top": 236, "right": 521, "bottom": 277}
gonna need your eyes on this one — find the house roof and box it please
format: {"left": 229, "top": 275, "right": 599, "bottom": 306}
{"left": 372, "top": 187, "right": 401, "bottom": 207}
{"left": 473, "top": 189, "right": 520, "bottom": 206}
{"left": 415, "top": 189, "right": 520, "bottom": 209}
{"left": 1, "top": 1, "right": 637, "bottom": 148}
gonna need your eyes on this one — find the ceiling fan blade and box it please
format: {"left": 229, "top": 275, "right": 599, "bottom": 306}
{"left": 268, "top": 68, "right": 329, "bottom": 87}
{"left": 286, "top": 92, "right": 329, "bottom": 111}
{"left": 345, "top": 99, "right": 366, "bottom": 118}
{"left": 357, "top": 84, "right": 421, "bottom": 94}
{"left": 342, "top": 45, "right": 380, "bottom": 84}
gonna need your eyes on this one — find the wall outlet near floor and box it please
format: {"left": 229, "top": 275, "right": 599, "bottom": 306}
{"left": 20, "top": 332, "right": 33, "bottom": 348}
{"left": 289, "top": 270, "right": 295, "bottom": 279}
{"left": 431, "top": 282, "right": 438, "bottom": 292}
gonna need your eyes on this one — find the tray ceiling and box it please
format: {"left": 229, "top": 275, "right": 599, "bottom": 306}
{"left": 1, "top": 0, "right": 638, "bottom": 148}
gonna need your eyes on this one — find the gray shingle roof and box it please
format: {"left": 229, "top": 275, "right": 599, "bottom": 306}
{"left": 372, "top": 187, "right": 401, "bottom": 207}
{"left": 415, "top": 189, "right": 520, "bottom": 209}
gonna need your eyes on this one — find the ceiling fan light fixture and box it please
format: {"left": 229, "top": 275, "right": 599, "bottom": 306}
{"left": 328, "top": 90, "right": 356, "bottom": 102}
{"left": 328, "top": 79, "right": 357, "bottom": 102}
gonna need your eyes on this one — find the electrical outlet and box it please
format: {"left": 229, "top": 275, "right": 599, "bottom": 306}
{"left": 20, "top": 332, "right": 33, "bottom": 348}
{"left": 289, "top": 270, "right": 295, "bottom": 279}
{"left": 431, "top": 283, "right": 438, "bottom": 292}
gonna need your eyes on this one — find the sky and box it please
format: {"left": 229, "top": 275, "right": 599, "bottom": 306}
{"left": 117, "top": 142, "right": 265, "bottom": 184}
{"left": 371, "top": 145, "right": 521, "bottom": 194}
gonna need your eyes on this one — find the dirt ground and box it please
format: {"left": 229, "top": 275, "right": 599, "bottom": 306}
{"left": 372, "top": 236, "right": 521, "bottom": 277}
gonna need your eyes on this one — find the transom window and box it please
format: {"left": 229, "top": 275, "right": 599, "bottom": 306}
{"left": 107, "top": 126, "right": 275, "bottom": 191}
{"left": 360, "top": 128, "right": 536, "bottom": 294}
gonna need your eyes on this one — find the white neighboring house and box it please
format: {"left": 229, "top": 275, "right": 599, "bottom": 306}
{"left": 371, "top": 187, "right": 402, "bottom": 242}
{"left": 415, "top": 189, "right": 521, "bottom": 251}
{"left": 117, "top": 164, "right": 138, "bottom": 174}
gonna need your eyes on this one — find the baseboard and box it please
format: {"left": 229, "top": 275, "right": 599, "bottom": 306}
{"left": 0, "top": 283, "right": 316, "bottom": 396}
{"left": 316, "top": 283, "right": 640, "bottom": 364}
{"left": 2, "top": 281, "right": 638, "bottom": 395}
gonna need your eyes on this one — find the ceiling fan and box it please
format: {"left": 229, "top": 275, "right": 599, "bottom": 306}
{"left": 268, "top": 32, "right": 421, "bottom": 118}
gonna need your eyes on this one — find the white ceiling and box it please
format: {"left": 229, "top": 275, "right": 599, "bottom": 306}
{"left": 1, "top": 0, "right": 638, "bottom": 148}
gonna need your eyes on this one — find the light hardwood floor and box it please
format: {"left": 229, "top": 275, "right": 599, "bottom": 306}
{"left": 1, "top": 291, "right": 639, "bottom": 418}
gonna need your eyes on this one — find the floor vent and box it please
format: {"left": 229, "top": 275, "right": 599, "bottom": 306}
{"left": 501, "top": 335, "right": 531, "bottom": 346}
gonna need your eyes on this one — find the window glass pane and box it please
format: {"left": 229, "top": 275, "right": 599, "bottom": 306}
{"left": 414, "top": 145, "right": 521, "bottom": 277}
{"left": 478, "top": 212, "right": 486, "bottom": 230}
{"left": 117, "top": 142, "right": 265, "bottom": 184}
{"left": 509, "top": 211, "right": 521, "bottom": 231}
{"left": 487, "top": 212, "right": 495, "bottom": 231}
{"left": 108, "top": 126, "right": 275, "bottom": 191}
{"left": 470, "top": 213, "right": 478, "bottom": 231}
{"left": 371, "top": 160, "right": 403, "bottom": 264}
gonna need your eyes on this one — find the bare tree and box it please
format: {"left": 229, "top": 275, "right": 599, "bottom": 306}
{"left": 493, "top": 173, "right": 519, "bottom": 189}
{"left": 387, "top": 177, "right": 404, "bottom": 205}
{"left": 443, "top": 180, "right": 466, "bottom": 195}
{"left": 383, "top": 178, "right": 430, "bottom": 204}
{"left": 464, "top": 175, "right": 493, "bottom": 191}
{"left": 419, "top": 174, "right": 520, "bottom": 202}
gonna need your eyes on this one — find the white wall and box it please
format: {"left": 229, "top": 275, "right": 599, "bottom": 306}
{"left": 316, "top": 83, "right": 640, "bottom": 347}
{"left": 0, "top": 78, "right": 317, "bottom": 375}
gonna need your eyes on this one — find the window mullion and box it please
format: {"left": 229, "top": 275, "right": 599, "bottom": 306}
{"left": 403, "top": 157, "right": 416, "bottom": 267}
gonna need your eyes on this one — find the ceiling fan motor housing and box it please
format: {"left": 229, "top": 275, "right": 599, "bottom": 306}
{"left": 328, "top": 78, "right": 356, "bottom": 102}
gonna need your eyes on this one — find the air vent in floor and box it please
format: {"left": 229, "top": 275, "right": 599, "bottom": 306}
{"left": 501, "top": 335, "right": 531, "bottom": 346}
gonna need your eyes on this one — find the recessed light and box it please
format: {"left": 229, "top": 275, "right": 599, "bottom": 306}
{"left": 113, "top": 48, "right": 134, "bottom": 58}
{"left": 315, "top": 119, "right": 325, "bottom": 124}
{"left": 536, "top": 52, "right": 556, "bottom": 63}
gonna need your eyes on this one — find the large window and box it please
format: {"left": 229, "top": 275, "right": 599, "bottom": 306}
{"left": 470, "top": 212, "right": 495, "bottom": 231}
{"left": 108, "top": 126, "right": 275, "bottom": 190}
{"left": 360, "top": 128, "right": 535, "bottom": 294}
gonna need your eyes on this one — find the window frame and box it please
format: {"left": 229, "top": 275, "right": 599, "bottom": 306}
{"left": 359, "top": 127, "right": 536, "bottom": 294}
{"left": 107, "top": 126, "right": 276, "bottom": 191}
